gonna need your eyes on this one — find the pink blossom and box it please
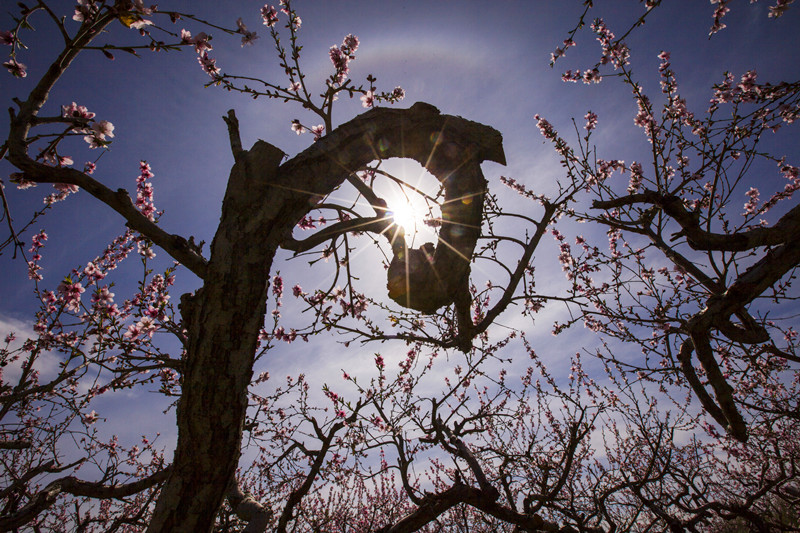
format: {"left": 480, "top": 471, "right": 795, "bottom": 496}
{"left": 197, "top": 51, "right": 220, "bottom": 78}
{"left": 138, "top": 242, "right": 156, "bottom": 259}
{"left": 124, "top": 323, "right": 142, "bottom": 339}
{"left": 583, "top": 68, "right": 602, "bottom": 84}
{"left": 291, "top": 120, "right": 305, "bottom": 135}
{"left": 90, "top": 120, "right": 115, "bottom": 141}
{"left": 73, "top": 0, "right": 98, "bottom": 23}
{"left": 289, "top": 81, "right": 301, "bottom": 92}
{"left": 594, "top": 159, "right": 624, "bottom": 183}
{"left": 329, "top": 45, "right": 350, "bottom": 84}
{"left": 311, "top": 124, "right": 324, "bottom": 140}
{"left": 534, "top": 115, "right": 556, "bottom": 140}
{"left": 633, "top": 95, "right": 658, "bottom": 140}
{"left": 28, "top": 264, "right": 42, "bottom": 282}
{"left": 297, "top": 215, "right": 317, "bottom": 229}
{"left": 709, "top": 0, "right": 731, "bottom": 34}
{"left": 584, "top": 111, "right": 598, "bottom": 132}
{"left": 743, "top": 187, "right": 760, "bottom": 215}
{"left": 591, "top": 18, "right": 629, "bottom": 68}
{"left": 137, "top": 316, "right": 158, "bottom": 337}
{"left": 0, "top": 31, "right": 14, "bottom": 45}
{"left": 342, "top": 34, "right": 359, "bottom": 53}
{"left": 91, "top": 287, "right": 115, "bottom": 307}
{"left": 132, "top": 0, "right": 152, "bottom": 15}
{"left": 562, "top": 69, "right": 581, "bottom": 83}
{"left": 768, "top": 0, "right": 795, "bottom": 17}
{"left": 272, "top": 275, "right": 284, "bottom": 298}
{"left": 236, "top": 18, "right": 258, "bottom": 46}
{"left": 628, "top": 162, "right": 644, "bottom": 193}
{"left": 360, "top": 90, "right": 375, "bottom": 108}
{"left": 83, "top": 261, "right": 106, "bottom": 282}
{"left": 261, "top": 5, "right": 279, "bottom": 27}
{"left": 57, "top": 280, "right": 85, "bottom": 312}
{"left": 30, "top": 230, "right": 47, "bottom": 251}
{"left": 62, "top": 102, "right": 95, "bottom": 120}
{"left": 129, "top": 18, "right": 153, "bottom": 30}
{"left": 3, "top": 58, "right": 26, "bottom": 78}
{"left": 54, "top": 183, "right": 78, "bottom": 194}
{"left": 181, "top": 30, "right": 212, "bottom": 54}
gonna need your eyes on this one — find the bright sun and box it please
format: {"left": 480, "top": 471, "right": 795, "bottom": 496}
{"left": 387, "top": 200, "right": 419, "bottom": 236}
{"left": 374, "top": 160, "right": 441, "bottom": 243}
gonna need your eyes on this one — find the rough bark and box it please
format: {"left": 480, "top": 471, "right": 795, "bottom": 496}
{"left": 145, "top": 139, "right": 286, "bottom": 532}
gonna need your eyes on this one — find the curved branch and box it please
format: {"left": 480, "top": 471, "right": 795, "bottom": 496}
{"left": 277, "top": 101, "right": 506, "bottom": 316}
{"left": 469, "top": 201, "right": 556, "bottom": 341}
{"left": 0, "top": 467, "right": 171, "bottom": 531}
{"left": 281, "top": 215, "right": 403, "bottom": 256}
{"left": 593, "top": 190, "right": 800, "bottom": 251}
{"left": 3, "top": 10, "right": 208, "bottom": 279}
{"left": 377, "top": 483, "right": 583, "bottom": 533}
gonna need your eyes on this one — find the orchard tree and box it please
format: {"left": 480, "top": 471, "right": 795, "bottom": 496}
{"left": 0, "top": 1, "right": 799, "bottom": 532}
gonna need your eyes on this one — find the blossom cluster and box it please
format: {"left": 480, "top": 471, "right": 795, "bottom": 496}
{"left": 627, "top": 161, "right": 644, "bottom": 193}
{"left": 549, "top": 38, "right": 575, "bottom": 65}
{"left": 533, "top": 114, "right": 571, "bottom": 158}
{"left": 180, "top": 29, "right": 220, "bottom": 79}
{"left": 135, "top": 161, "right": 158, "bottom": 221}
{"left": 27, "top": 230, "right": 47, "bottom": 281}
{"left": 329, "top": 33, "right": 359, "bottom": 85}
{"left": 562, "top": 68, "right": 602, "bottom": 84}
{"left": 62, "top": 101, "right": 116, "bottom": 150}
{"left": 590, "top": 18, "right": 630, "bottom": 69}
{"left": 3, "top": 57, "right": 25, "bottom": 78}
{"left": 261, "top": 5, "right": 279, "bottom": 27}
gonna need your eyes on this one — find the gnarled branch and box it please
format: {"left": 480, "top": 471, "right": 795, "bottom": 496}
{"left": 277, "top": 101, "right": 506, "bottom": 315}
{"left": 0, "top": 466, "right": 171, "bottom": 531}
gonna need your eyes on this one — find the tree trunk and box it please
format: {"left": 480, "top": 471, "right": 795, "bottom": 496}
{"left": 146, "top": 140, "right": 286, "bottom": 532}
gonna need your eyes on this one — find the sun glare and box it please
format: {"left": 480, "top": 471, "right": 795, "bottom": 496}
{"left": 387, "top": 200, "right": 419, "bottom": 237}
{"left": 372, "top": 159, "right": 441, "bottom": 244}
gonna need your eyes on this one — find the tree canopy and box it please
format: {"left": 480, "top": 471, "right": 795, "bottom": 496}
{"left": 1, "top": 1, "right": 799, "bottom": 531}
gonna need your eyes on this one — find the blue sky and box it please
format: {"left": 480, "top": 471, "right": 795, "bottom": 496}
{"left": 2, "top": 0, "right": 800, "bottom": 452}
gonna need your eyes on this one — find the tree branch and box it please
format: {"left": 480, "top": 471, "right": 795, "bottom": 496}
{"left": 3, "top": 10, "right": 208, "bottom": 279}
{"left": 0, "top": 467, "right": 171, "bottom": 531}
{"left": 226, "top": 479, "right": 271, "bottom": 533}
{"left": 593, "top": 190, "right": 800, "bottom": 251}
{"left": 276, "top": 101, "right": 505, "bottom": 316}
